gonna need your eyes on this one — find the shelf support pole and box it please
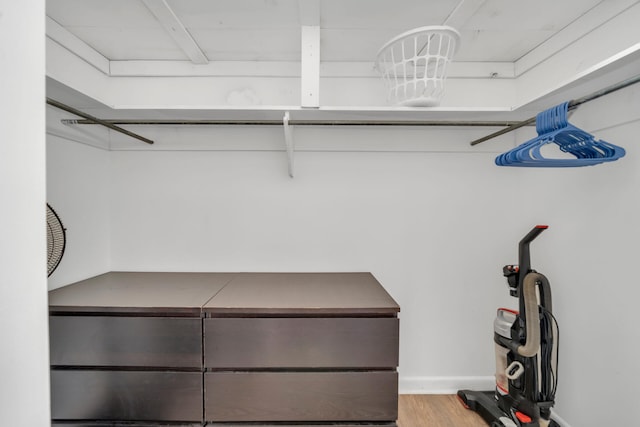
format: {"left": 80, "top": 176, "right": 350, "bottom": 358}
{"left": 299, "top": 0, "right": 320, "bottom": 108}
{"left": 283, "top": 112, "right": 295, "bottom": 178}
{"left": 300, "top": 26, "right": 320, "bottom": 108}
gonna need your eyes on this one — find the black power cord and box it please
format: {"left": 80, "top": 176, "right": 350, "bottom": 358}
{"left": 539, "top": 307, "right": 560, "bottom": 400}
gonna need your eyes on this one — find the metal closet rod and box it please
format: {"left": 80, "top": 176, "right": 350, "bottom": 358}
{"left": 46, "top": 98, "right": 154, "bottom": 145}
{"left": 65, "top": 118, "right": 525, "bottom": 127}
{"left": 470, "top": 74, "right": 640, "bottom": 146}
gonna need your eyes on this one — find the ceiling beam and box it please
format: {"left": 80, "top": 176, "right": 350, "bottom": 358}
{"left": 141, "top": 0, "right": 208, "bottom": 64}
{"left": 514, "top": 2, "right": 640, "bottom": 109}
{"left": 108, "top": 60, "right": 514, "bottom": 78}
{"left": 442, "top": 0, "right": 487, "bottom": 28}
{"left": 515, "top": 0, "right": 638, "bottom": 77}
{"left": 46, "top": 16, "right": 110, "bottom": 74}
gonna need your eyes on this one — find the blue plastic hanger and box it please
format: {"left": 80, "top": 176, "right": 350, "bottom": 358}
{"left": 495, "top": 102, "right": 625, "bottom": 167}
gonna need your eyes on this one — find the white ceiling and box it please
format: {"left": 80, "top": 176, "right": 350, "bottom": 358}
{"left": 46, "top": 0, "right": 603, "bottom": 63}
{"left": 44, "top": 0, "right": 640, "bottom": 126}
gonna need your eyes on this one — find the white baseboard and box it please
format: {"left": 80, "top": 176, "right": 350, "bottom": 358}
{"left": 398, "top": 375, "right": 495, "bottom": 394}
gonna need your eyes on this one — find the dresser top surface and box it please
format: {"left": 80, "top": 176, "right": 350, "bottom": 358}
{"left": 48, "top": 272, "right": 235, "bottom": 314}
{"left": 49, "top": 272, "right": 399, "bottom": 316}
{"left": 203, "top": 272, "right": 399, "bottom": 315}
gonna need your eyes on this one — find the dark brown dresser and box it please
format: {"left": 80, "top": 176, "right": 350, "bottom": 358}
{"left": 49, "top": 272, "right": 400, "bottom": 427}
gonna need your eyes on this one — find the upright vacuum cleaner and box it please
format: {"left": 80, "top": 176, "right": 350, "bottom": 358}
{"left": 458, "top": 225, "right": 560, "bottom": 427}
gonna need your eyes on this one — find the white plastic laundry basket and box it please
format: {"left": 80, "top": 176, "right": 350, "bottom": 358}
{"left": 375, "top": 26, "right": 460, "bottom": 107}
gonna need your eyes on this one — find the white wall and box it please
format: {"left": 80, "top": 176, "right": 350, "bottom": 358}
{"left": 47, "top": 84, "right": 640, "bottom": 426}
{"left": 543, "top": 98, "right": 640, "bottom": 426}
{"left": 0, "top": 1, "right": 50, "bottom": 426}
{"left": 46, "top": 131, "right": 111, "bottom": 290}
{"left": 109, "top": 133, "right": 516, "bottom": 386}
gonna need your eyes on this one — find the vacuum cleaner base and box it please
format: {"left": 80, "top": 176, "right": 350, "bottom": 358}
{"left": 457, "top": 389, "right": 516, "bottom": 427}
{"left": 456, "top": 390, "right": 560, "bottom": 427}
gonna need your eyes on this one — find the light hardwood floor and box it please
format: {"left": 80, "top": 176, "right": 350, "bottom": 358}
{"left": 398, "top": 394, "right": 487, "bottom": 427}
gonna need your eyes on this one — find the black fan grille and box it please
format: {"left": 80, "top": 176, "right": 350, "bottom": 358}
{"left": 47, "top": 204, "right": 66, "bottom": 276}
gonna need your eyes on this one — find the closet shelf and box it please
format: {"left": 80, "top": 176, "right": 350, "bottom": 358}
{"left": 49, "top": 71, "right": 640, "bottom": 177}
{"left": 61, "top": 105, "right": 529, "bottom": 125}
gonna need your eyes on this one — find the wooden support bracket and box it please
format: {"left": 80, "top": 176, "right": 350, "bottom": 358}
{"left": 283, "top": 112, "right": 295, "bottom": 178}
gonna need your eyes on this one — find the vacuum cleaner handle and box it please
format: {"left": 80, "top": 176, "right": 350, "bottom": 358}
{"left": 518, "top": 225, "right": 548, "bottom": 283}
{"left": 517, "top": 272, "right": 550, "bottom": 357}
{"left": 514, "top": 226, "right": 550, "bottom": 357}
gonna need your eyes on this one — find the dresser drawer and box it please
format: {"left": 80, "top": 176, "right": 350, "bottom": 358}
{"left": 204, "top": 317, "right": 398, "bottom": 368}
{"left": 51, "top": 370, "right": 203, "bottom": 422}
{"left": 53, "top": 423, "right": 201, "bottom": 427}
{"left": 205, "top": 424, "right": 397, "bottom": 427}
{"left": 204, "top": 371, "right": 398, "bottom": 422}
{"left": 50, "top": 316, "right": 202, "bottom": 368}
